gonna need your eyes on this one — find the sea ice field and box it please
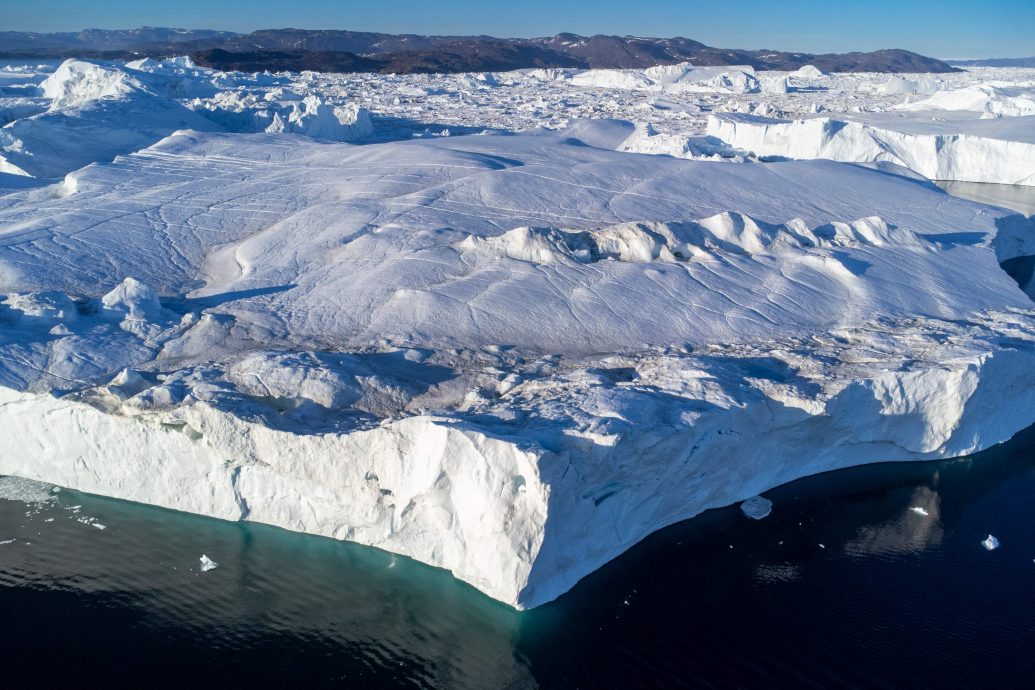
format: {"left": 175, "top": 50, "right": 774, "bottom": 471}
{"left": 0, "top": 57, "right": 1033, "bottom": 608}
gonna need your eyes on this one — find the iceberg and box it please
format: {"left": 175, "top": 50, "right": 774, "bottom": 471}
{"left": 571, "top": 62, "right": 760, "bottom": 94}
{"left": 0, "top": 60, "right": 220, "bottom": 178}
{"left": 707, "top": 111, "right": 1035, "bottom": 185}
{"left": 0, "top": 60, "right": 373, "bottom": 179}
{"left": 741, "top": 497, "right": 773, "bottom": 520}
{"left": 1, "top": 123, "right": 1033, "bottom": 609}
{"left": 895, "top": 83, "right": 1035, "bottom": 118}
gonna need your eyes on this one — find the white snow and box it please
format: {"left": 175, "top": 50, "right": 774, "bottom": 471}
{"left": 0, "top": 58, "right": 1032, "bottom": 609}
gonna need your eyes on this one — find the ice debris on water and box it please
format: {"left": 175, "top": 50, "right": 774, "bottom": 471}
{"left": 741, "top": 496, "right": 773, "bottom": 519}
{"left": 982, "top": 535, "right": 1000, "bottom": 551}
{"left": 909, "top": 506, "right": 929, "bottom": 516}
{"left": 0, "top": 477, "right": 57, "bottom": 504}
{"left": 199, "top": 554, "right": 219, "bottom": 572}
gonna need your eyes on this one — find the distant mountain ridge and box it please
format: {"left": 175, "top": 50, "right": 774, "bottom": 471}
{"left": 947, "top": 57, "right": 1035, "bottom": 68}
{"left": 0, "top": 27, "right": 960, "bottom": 74}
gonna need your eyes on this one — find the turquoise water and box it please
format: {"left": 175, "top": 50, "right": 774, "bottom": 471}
{"left": 2, "top": 425, "right": 1035, "bottom": 687}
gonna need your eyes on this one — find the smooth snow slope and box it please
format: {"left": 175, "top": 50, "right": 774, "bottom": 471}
{"left": 1, "top": 122, "right": 1034, "bottom": 608}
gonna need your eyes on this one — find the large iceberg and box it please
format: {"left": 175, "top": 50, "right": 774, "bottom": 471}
{"left": 569, "top": 62, "right": 761, "bottom": 94}
{"left": 1, "top": 123, "right": 1033, "bottom": 608}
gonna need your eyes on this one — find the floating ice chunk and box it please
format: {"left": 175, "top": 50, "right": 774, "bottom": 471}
{"left": 92, "top": 523, "right": 106, "bottom": 530}
{"left": 199, "top": 554, "right": 219, "bottom": 572}
{"left": 741, "top": 496, "right": 773, "bottom": 519}
{"left": 101, "top": 277, "right": 162, "bottom": 321}
{"left": 0, "top": 539, "right": 14, "bottom": 545}
{"left": 909, "top": 506, "right": 930, "bottom": 516}
{"left": 105, "top": 368, "right": 150, "bottom": 400}
{"left": 262, "top": 96, "right": 373, "bottom": 141}
{"left": 41, "top": 60, "right": 139, "bottom": 108}
{"left": 982, "top": 535, "right": 1000, "bottom": 551}
{"left": 3, "top": 291, "right": 78, "bottom": 328}
{"left": 795, "top": 65, "right": 827, "bottom": 78}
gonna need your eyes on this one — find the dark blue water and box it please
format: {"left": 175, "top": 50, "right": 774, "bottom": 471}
{"left": 2, "top": 424, "right": 1034, "bottom": 688}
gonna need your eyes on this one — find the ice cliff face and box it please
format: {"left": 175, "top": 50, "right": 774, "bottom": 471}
{"left": 707, "top": 112, "right": 1035, "bottom": 185}
{"left": 1, "top": 123, "right": 1033, "bottom": 607}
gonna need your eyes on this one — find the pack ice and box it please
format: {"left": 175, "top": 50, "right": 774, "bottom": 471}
{"left": 0, "top": 59, "right": 1034, "bottom": 609}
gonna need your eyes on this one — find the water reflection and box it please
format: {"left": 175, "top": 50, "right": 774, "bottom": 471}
{"left": 844, "top": 485, "right": 944, "bottom": 557}
{"left": 936, "top": 180, "right": 1035, "bottom": 217}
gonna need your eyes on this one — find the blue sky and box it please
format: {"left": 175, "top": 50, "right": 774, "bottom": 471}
{"left": 1, "top": 0, "right": 1032, "bottom": 58}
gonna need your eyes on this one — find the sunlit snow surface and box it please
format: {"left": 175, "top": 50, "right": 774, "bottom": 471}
{"left": 0, "top": 58, "right": 1034, "bottom": 608}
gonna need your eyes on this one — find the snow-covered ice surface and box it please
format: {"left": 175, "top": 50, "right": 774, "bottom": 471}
{"left": 0, "top": 59, "right": 1034, "bottom": 608}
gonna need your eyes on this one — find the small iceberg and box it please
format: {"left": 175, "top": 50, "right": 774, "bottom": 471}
{"left": 982, "top": 535, "right": 1000, "bottom": 551}
{"left": 199, "top": 554, "right": 219, "bottom": 572}
{"left": 909, "top": 506, "right": 929, "bottom": 516}
{"left": 741, "top": 496, "right": 773, "bottom": 519}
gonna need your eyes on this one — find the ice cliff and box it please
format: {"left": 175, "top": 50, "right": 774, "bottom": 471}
{"left": 708, "top": 112, "right": 1035, "bottom": 185}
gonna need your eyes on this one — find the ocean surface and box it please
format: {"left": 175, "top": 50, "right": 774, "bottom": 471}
{"left": 2, "top": 426, "right": 1034, "bottom": 688}
{"left": 0, "top": 184, "right": 1033, "bottom": 688}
